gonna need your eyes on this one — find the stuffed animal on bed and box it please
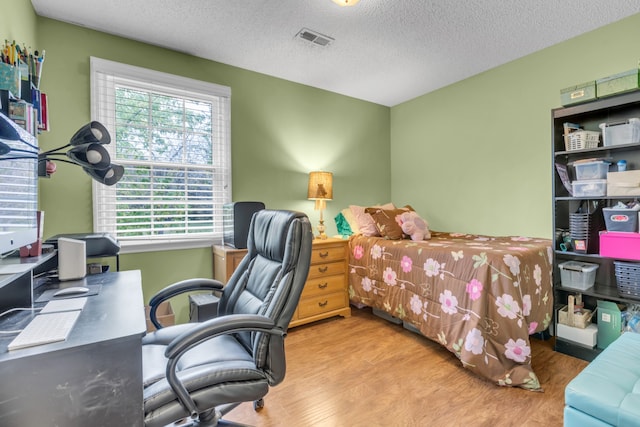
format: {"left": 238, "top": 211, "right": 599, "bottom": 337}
{"left": 396, "top": 211, "right": 431, "bottom": 241}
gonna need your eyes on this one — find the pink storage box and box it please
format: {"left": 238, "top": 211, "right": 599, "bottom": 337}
{"left": 600, "top": 231, "right": 640, "bottom": 261}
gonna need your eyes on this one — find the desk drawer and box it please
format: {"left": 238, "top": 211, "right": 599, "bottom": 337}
{"left": 302, "top": 274, "right": 344, "bottom": 298}
{"left": 297, "top": 292, "right": 348, "bottom": 318}
{"left": 311, "top": 245, "right": 345, "bottom": 264}
{"left": 307, "top": 261, "right": 345, "bottom": 280}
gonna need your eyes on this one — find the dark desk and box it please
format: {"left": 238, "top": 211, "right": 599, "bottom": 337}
{"left": 0, "top": 270, "right": 146, "bottom": 426}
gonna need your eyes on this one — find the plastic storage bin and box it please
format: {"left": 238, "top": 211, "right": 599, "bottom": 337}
{"left": 573, "top": 160, "right": 610, "bottom": 180}
{"left": 572, "top": 179, "right": 607, "bottom": 197}
{"left": 570, "top": 201, "right": 605, "bottom": 254}
{"left": 614, "top": 261, "right": 640, "bottom": 299}
{"left": 602, "top": 207, "right": 639, "bottom": 232}
{"left": 558, "top": 261, "right": 598, "bottom": 290}
{"left": 599, "top": 118, "right": 640, "bottom": 146}
{"left": 600, "top": 231, "right": 640, "bottom": 261}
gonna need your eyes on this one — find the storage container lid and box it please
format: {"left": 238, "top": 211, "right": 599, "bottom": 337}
{"left": 599, "top": 117, "right": 640, "bottom": 129}
{"left": 572, "top": 160, "right": 610, "bottom": 168}
{"left": 558, "top": 260, "right": 599, "bottom": 272}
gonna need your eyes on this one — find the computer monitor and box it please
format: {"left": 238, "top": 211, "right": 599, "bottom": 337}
{"left": 0, "top": 112, "right": 39, "bottom": 257}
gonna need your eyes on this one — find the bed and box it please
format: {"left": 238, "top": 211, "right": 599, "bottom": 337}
{"left": 347, "top": 231, "right": 553, "bottom": 391}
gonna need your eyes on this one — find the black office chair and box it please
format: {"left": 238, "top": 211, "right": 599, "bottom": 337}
{"left": 142, "top": 210, "right": 313, "bottom": 427}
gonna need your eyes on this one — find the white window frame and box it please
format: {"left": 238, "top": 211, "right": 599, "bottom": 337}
{"left": 90, "top": 57, "right": 231, "bottom": 254}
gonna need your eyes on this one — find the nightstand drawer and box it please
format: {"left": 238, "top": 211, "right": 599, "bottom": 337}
{"left": 297, "top": 292, "right": 348, "bottom": 318}
{"left": 311, "top": 245, "right": 345, "bottom": 264}
{"left": 302, "top": 274, "right": 344, "bottom": 298}
{"left": 307, "top": 261, "right": 345, "bottom": 279}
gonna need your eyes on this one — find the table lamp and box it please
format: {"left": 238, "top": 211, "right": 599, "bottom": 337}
{"left": 307, "top": 171, "right": 333, "bottom": 239}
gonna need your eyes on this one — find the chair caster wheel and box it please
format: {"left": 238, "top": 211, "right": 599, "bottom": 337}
{"left": 253, "top": 398, "right": 264, "bottom": 411}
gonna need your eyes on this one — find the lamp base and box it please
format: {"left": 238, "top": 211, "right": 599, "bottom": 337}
{"left": 316, "top": 219, "right": 327, "bottom": 240}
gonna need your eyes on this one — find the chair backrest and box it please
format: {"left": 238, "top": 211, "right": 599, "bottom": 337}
{"left": 217, "top": 209, "right": 313, "bottom": 383}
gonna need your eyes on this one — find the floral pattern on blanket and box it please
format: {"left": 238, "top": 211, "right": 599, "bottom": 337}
{"left": 348, "top": 231, "right": 553, "bottom": 390}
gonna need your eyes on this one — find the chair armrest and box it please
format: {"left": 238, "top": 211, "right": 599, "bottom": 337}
{"left": 163, "top": 314, "right": 281, "bottom": 420}
{"left": 148, "top": 278, "right": 224, "bottom": 330}
{"left": 165, "top": 314, "right": 278, "bottom": 358}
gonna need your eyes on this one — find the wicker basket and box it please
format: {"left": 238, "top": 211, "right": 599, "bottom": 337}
{"left": 565, "top": 130, "right": 600, "bottom": 151}
{"left": 558, "top": 295, "right": 593, "bottom": 328}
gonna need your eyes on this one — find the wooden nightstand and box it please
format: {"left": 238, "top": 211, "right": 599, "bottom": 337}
{"left": 289, "top": 237, "right": 351, "bottom": 328}
{"left": 212, "top": 245, "right": 247, "bottom": 283}
{"left": 211, "top": 238, "right": 351, "bottom": 327}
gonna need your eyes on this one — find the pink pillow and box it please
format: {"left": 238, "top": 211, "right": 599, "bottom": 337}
{"left": 349, "top": 203, "right": 395, "bottom": 236}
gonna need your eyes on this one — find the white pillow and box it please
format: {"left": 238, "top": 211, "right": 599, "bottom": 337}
{"left": 341, "top": 208, "right": 360, "bottom": 234}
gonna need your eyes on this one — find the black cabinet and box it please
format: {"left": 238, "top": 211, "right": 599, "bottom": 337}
{"left": 552, "top": 91, "right": 640, "bottom": 360}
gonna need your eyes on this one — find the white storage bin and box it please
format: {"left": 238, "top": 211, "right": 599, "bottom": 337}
{"left": 572, "top": 179, "right": 607, "bottom": 197}
{"left": 599, "top": 118, "right": 640, "bottom": 146}
{"left": 558, "top": 261, "right": 598, "bottom": 290}
{"left": 573, "top": 160, "right": 610, "bottom": 180}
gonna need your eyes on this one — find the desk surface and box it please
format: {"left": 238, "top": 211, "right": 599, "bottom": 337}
{"left": 0, "top": 270, "right": 146, "bottom": 358}
{"left": 0, "top": 270, "right": 146, "bottom": 426}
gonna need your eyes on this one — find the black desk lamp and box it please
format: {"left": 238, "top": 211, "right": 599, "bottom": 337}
{"left": 0, "top": 113, "right": 124, "bottom": 186}
{"left": 39, "top": 121, "right": 124, "bottom": 186}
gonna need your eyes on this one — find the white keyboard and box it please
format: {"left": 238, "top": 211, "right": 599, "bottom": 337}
{"left": 8, "top": 310, "right": 81, "bottom": 351}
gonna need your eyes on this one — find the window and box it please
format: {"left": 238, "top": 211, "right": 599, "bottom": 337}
{"left": 90, "top": 57, "right": 231, "bottom": 253}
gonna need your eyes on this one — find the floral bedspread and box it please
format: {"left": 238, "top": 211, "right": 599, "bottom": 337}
{"left": 348, "top": 232, "right": 553, "bottom": 390}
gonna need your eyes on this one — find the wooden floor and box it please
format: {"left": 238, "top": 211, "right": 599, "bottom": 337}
{"left": 224, "top": 306, "right": 588, "bottom": 427}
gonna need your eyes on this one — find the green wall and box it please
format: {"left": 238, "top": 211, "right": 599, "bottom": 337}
{"left": 0, "top": 0, "right": 38, "bottom": 47}
{"left": 2, "top": 8, "right": 390, "bottom": 320}
{"left": 4, "top": 3, "right": 639, "bottom": 320}
{"left": 391, "top": 13, "right": 640, "bottom": 238}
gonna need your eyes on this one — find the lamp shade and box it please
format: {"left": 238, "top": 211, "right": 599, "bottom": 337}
{"left": 83, "top": 163, "right": 124, "bottom": 186}
{"left": 307, "top": 171, "right": 333, "bottom": 200}
{"left": 66, "top": 143, "right": 112, "bottom": 169}
{"left": 332, "top": 0, "right": 360, "bottom": 5}
{"left": 69, "top": 121, "right": 111, "bottom": 146}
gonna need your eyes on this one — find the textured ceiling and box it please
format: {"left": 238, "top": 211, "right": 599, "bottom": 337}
{"left": 31, "top": 0, "right": 640, "bottom": 106}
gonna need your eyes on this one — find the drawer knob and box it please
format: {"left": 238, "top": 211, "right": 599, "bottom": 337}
{"left": 318, "top": 282, "right": 328, "bottom": 289}
{"left": 318, "top": 266, "right": 328, "bottom": 273}
{"left": 319, "top": 251, "right": 329, "bottom": 258}
{"left": 318, "top": 300, "right": 328, "bottom": 307}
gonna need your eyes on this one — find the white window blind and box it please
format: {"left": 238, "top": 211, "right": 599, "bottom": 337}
{"left": 90, "top": 57, "right": 231, "bottom": 253}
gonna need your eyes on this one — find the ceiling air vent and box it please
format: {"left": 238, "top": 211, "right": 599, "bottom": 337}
{"left": 296, "top": 28, "right": 334, "bottom": 47}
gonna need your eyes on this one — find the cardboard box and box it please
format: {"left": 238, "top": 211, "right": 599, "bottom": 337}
{"left": 607, "top": 171, "right": 640, "bottom": 197}
{"left": 600, "top": 231, "right": 640, "bottom": 261}
{"left": 145, "top": 301, "right": 175, "bottom": 332}
{"left": 596, "top": 69, "right": 640, "bottom": 98}
{"left": 557, "top": 323, "right": 597, "bottom": 348}
{"left": 560, "top": 81, "right": 597, "bottom": 106}
{"left": 597, "top": 300, "right": 625, "bottom": 349}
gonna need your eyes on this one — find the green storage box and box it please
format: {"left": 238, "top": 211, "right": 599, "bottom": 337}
{"left": 596, "top": 69, "right": 640, "bottom": 98}
{"left": 597, "top": 300, "right": 625, "bottom": 349}
{"left": 561, "top": 81, "right": 597, "bottom": 106}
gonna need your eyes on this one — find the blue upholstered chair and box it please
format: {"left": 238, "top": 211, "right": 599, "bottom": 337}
{"left": 565, "top": 332, "right": 640, "bottom": 426}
